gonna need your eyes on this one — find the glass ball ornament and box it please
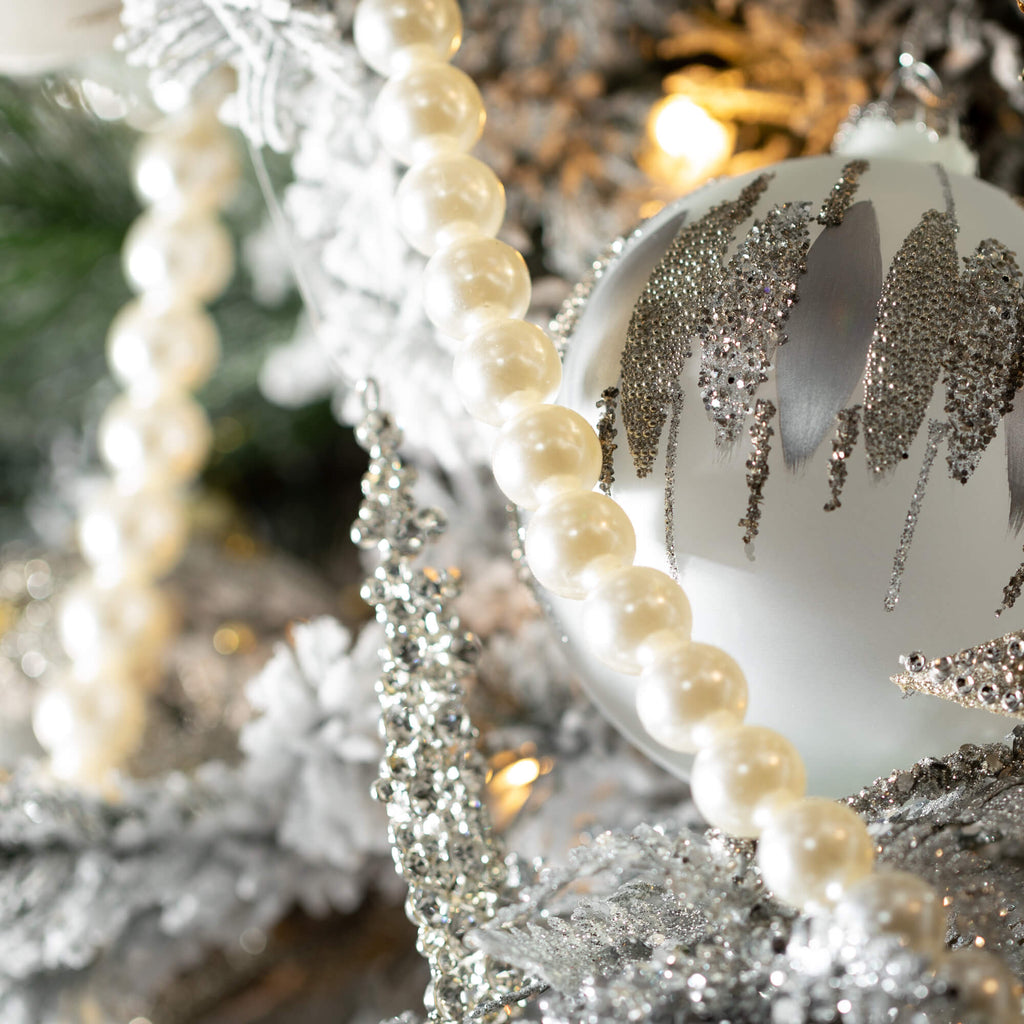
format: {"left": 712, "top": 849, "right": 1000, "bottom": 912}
{"left": 545, "top": 153, "right": 1024, "bottom": 794}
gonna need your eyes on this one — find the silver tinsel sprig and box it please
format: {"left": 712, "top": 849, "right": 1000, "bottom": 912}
{"left": 353, "top": 399, "right": 530, "bottom": 1021}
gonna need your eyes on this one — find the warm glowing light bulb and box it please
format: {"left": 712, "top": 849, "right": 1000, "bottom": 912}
{"left": 649, "top": 95, "right": 735, "bottom": 190}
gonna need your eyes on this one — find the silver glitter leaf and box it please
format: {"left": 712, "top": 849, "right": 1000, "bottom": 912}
{"left": 699, "top": 202, "right": 811, "bottom": 447}
{"left": 894, "top": 630, "right": 1024, "bottom": 718}
{"left": 620, "top": 175, "right": 771, "bottom": 477}
{"left": 863, "top": 206, "right": 959, "bottom": 477}
{"left": 943, "top": 239, "right": 1024, "bottom": 485}
{"left": 777, "top": 201, "right": 882, "bottom": 467}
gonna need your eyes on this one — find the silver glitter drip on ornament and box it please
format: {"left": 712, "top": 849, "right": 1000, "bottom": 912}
{"left": 699, "top": 202, "right": 811, "bottom": 446}
{"left": 997, "top": 558, "right": 1024, "bottom": 617}
{"left": 824, "top": 405, "right": 862, "bottom": 512}
{"left": 943, "top": 239, "right": 1024, "bottom": 484}
{"left": 817, "top": 159, "right": 870, "bottom": 226}
{"left": 664, "top": 384, "right": 682, "bottom": 581}
{"left": 352, "top": 397, "right": 527, "bottom": 1022}
{"left": 864, "top": 192, "right": 959, "bottom": 476}
{"left": 739, "top": 399, "right": 776, "bottom": 555}
{"left": 621, "top": 174, "right": 771, "bottom": 477}
{"left": 894, "top": 631, "right": 1024, "bottom": 718}
{"left": 595, "top": 386, "right": 619, "bottom": 495}
{"left": 885, "top": 420, "right": 949, "bottom": 612}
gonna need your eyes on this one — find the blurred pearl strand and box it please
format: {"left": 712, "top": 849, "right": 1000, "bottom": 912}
{"left": 32, "top": 96, "right": 239, "bottom": 789}
{"left": 353, "top": 0, "right": 1023, "bottom": 1016}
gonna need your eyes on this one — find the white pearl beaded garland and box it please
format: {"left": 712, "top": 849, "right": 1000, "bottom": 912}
{"left": 354, "top": 0, "right": 1024, "bottom": 1008}
{"left": 635, "top": 642, "right": 748, "bottom": 753}
{"left": 524, "top": 490, "right": 635, "bottom": 599}
{"left": 35, "top": 102, "right": 238, "bottom": 788}
{"left": 353, "top": 0, "right": 462, "bottom": 78}
{"left": 833, "top": 869, "right": 948, "bottom": 958}
{"left": 422, "top": 236, "right": 531, "bottom": 339}
{"left": 396, "top": 153, "right": 505, "bottom": 256}
{"left": 756, "top": 796, "right": 875, "bottom": 908}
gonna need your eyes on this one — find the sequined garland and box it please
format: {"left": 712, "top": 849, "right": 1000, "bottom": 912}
{"left": 351, "top": 395, "right": 528, "bottom": 1021}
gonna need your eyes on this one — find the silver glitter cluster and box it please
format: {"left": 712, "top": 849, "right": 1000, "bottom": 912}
{"left": 817, "top": 158, "right": 869, "bottom": 226}
{"left": 847, "top": 726, "right": 1024, "bottom": 979}
{"left": 824, "top": 404, "right": 862, "bottom": 512}
{"left": 595, "top": 386, "right": 619, "bottom": 495}
{"left": 621, "top": 175, "right": 771, "bottom": 477}
{"left": 699, "top": 202, "right": 810, "bottom": 446}
{"left": 471, "top": 816, "right": 991, "bottom": 1023}
{"left": 352, "top": 403, "right": 527, "bottom": 1022}
{"left": 943, "top": 239, "right": 1024, "bottom": 484}
{"left": 885, "top": 420, "right": 949, "bottom": 611}
{"left": 863, "top": 203, "right": 959, "bottom": 477}
{"left": 895, "top": 630, "right": 1024, "bottom": 717}
{"left": 739, "top": 399, "right": 776, "bottom": 553}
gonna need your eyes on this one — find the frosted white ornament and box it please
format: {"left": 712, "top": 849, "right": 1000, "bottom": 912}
{"left": 582, "top": 566, "right": 692, "bottom": 675}
{"left": 354, "top": 0, "right": 462, "bottom": 77}
{"left": 525, "top": 490, "right": 635, "bottom": 598}
{"left": 833, "top": 869, "right": 948, "bottom": 958}
{"left": 374, "top": 62, "right": 484, "bottom": 167}
{"left": 78, "top": 484, "right": 188, "bottom": 584}
{"left": 491, "top": 404, "right": 601, "bottom": 509}
{"left": 454, "top": 318, "right": 561, "bottom": 425}
{"left": 98, "top": 391, "right": 212, "bottom": 488}
{"left": 690, "top": 724, "right": 806, "bottom": 838}
{"left": 133, "top": 115, "right": 240, "bottom": 215}
{"left": 757, "top": 797, "right": 874, "bottom": 908}
{"left": 106, "top": 299, "right": 220, "bottom": 398}
{"left": 423, "top": 237, "right": 531, "bottom": 339}
{"left": 397, "top": 153, "right": 505, "bottom": 256}
{"left": 550, "top": 154, "right": 1024, "bottom": 795}
{"left": 123, "top": 210, "right": 234, "bottom": 303}
{"left": 635, "top": 642, "right": 747, "bottom": 753}
{"left": 0, "top": 0, "right": 119, "bottom": 75}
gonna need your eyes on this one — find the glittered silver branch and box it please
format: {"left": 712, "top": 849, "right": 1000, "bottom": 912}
{"left": 351, "top": 398, "right": 528, "bottom": 1022}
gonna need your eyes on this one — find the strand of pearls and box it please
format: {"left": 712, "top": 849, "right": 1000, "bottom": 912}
{"left": 32, "top": 99, "right": 239, "bottom": 789}
{"left": 353, "top": 1, "right": 1024, "bottom": 1016}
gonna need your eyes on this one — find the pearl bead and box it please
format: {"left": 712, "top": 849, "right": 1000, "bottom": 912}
{"left": 757, "top": 797, "right": 874, "bottom": 908}
{"left": 123, "top": 210, "right": 234, "bottom": 303}
{"left": 396, "top": 153, "right": 505, "bottom": 255}
{"left": 106, "top": 299, "right": 220, "bottom": 399}
{"left": 690, "top": 725, "right": 806, "bottom": 838}
{"left": 78, "top": 484, "right": 188, "bottom": 584}
{"left": 934, "top": 949, "right": 1024, "bottom": 1024}
{"left": 423, "top": 237, "right": 531, "bottom": 340}
{"left": 635, "top": 642, "right": 748, "bottom": 753}
{"left": 34, "top": 678, "right": 146, "bottom": 786}
{"left": 374, "top": 62, "right": 484, "bottom": 166}
{"left": 354, "top": 0, "right": 462, "bottom": 77}
{"left": 582, "top": 566, "right": 692, "bottom": 674}
{"left": 133, "top": 114, "right": 239, "bottom": 214}
{"left": 98, "top": 392, "right": 212, "bottom": 488}
{"left": 454, "top": 319, "right": 561, "bottom": 426}
{"left": 57, "top": 576, "right": 174, "bottom": 675}
{"left": 491, "top": 403, "right": 601, "bottom": 509}
{"left": 833, "top": 870, "right": 947, "bottom": 959}
{"left": 525, "top": 490, "right": 635, "bottom": 598}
